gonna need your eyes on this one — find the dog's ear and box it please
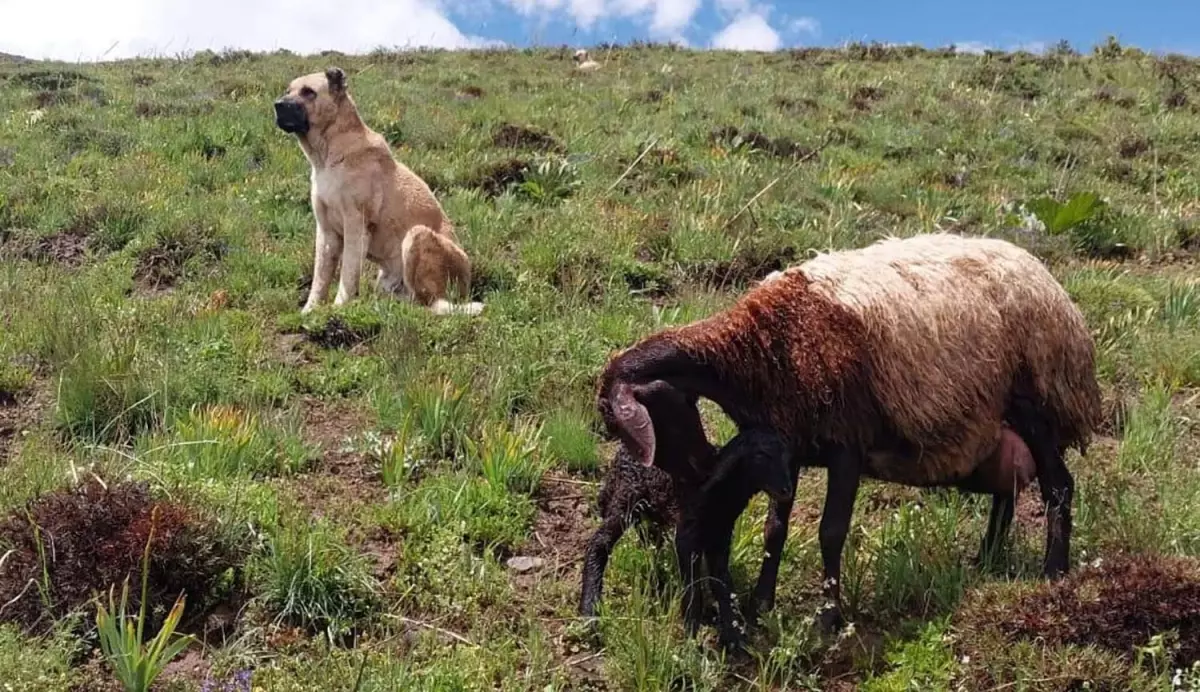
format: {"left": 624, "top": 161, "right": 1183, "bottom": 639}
{"left": 325, "top": 67, "right": 346, "bottom": 96}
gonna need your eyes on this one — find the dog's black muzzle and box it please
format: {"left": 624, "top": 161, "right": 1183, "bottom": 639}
{"left": 273, "top": 98, "right": 309, "bottom": 134}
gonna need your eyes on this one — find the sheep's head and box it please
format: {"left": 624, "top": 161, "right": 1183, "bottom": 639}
{"left": 574, "top": 49, "right": 588, "bottom": 62}
{"left": 601, "top": 379, "right": 711, "bottom": 474}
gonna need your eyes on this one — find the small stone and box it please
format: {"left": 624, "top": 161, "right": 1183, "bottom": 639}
{"left": 507, "top": 556, "right": 544, "bottom": 573}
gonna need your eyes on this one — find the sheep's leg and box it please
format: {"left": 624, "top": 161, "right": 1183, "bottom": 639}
{"left": 746, "top": 465, "right": 801, "bottom": 623}
{"left": 976, "top": 493, "right": 1016, "bottom": 568}
{"left": 674, "top": 518, "right": 705, "bottom": 635}
{"left": 815, "top": 449, "right": 862, "bottom": 635}
{"left": 1036, "top": 445, "right": 1073, "bottom": 579}
{"left": 579, "top": 514, "right": 630, "bottom": 618}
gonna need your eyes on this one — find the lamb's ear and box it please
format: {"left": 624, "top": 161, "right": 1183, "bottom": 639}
{"left": 612, "top": 381, "right": 656, "bottom": 467}
{"left": 325, "top": 67, "right": 346, "bottom": 95}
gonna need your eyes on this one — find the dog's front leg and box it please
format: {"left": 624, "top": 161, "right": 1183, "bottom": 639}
{"left": 303, "top": 219, "right": 341, "bottom": 314}
{"left": 334, "top": 209, "right": 368, "bottom": 307}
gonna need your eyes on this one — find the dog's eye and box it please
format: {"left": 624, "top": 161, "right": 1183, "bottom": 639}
{"left": 300, "top": 87, "right": 316, "bottom": 99}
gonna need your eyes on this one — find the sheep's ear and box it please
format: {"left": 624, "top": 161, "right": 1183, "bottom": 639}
{"left": 612, "top": 381, "right": 656, "bottom": 467}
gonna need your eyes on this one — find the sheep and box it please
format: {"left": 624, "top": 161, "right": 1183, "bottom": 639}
{"left": 573, "top": 49, "right": 601, "bottom": 71}
{"left": 595, "top": 232, "right": 1101, "bottom": 635}
{"left": 578, "top": 386, "right": 793, "bottom": 648}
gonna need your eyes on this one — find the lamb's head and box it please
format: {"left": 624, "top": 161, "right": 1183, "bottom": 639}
{"left": 573, "top": 49, "right": 588, "bottom": 63}
{"left": 703, "top": 427, "right": 795, "bottom": 503}
{"left": 599, "top": 378, "right": 713, "bottom": 475}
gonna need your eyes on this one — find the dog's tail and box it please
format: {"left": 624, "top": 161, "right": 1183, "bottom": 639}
{"left": 431, "top": 299, "right": 485, "bottom": 316}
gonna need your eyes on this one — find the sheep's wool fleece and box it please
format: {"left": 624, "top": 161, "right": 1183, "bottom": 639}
{"left": 792, "top": 233, "right": 1097, "bottom": 478}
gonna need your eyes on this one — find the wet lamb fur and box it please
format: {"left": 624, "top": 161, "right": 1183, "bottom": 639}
{"left": 596, "top": 233, "right": 1101, "bottom": 635}
{"left": 579, "top": 414, "right": 793, "bottom": 648}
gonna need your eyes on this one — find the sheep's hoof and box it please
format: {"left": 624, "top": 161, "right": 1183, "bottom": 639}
{"left": 813, "top": 605, "right": 843, "bottom": 636}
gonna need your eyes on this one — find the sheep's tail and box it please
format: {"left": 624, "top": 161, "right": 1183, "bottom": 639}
{"left": 431, "top": 299, "right": 484, "bottom": 316}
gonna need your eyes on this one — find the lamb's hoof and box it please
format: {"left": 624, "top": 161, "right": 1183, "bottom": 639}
{"left": 813, "top": 605, "right": 843, "bottom": 636}
{"left": 718, "top": 629, "right": 749, "bottom": 656}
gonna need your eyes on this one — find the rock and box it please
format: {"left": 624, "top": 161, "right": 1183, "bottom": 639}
{"left": 507, "top": 556, "right": 545, "bottom": 573}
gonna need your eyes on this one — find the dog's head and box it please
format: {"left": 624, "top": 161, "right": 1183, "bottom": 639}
{"left": 274, "top": 67, "right": 347, "bottom": 136}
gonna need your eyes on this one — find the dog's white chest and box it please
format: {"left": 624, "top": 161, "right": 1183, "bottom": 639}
{"left": 312, "top": 167, "right": 338, "bottom": 199}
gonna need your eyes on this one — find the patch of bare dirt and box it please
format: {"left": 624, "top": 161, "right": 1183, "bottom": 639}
{"left": 133, "top": 234, "right": 226, "bottom": 292}
{"left": 70, "top": 650, "right": 124, "bottom": 692}
{"left": 1, "top": 229, "right": 90, "bottom": 267}
{"left": 159, "top": 647, "right": 212, "bottom": 689}
{"left": 692, "top": 245, "right": 798, "bottom": 289}
{"left": 510, "top": 473, "right": 609, "bottom": 689}
{"left": 0, "top": 381, "right": 47, "bottom": 467}
{"left": 283, "top": 397, "right": 384, "bottom": 518}
{"left": 637, "top": 89, "right": 665, "bottom": 104}
{"left": 709, "top": 126, "right": 819, "bottom": 161}
{"left": 460, "top": 157, "right": 531, "bottom": 197}
{"left": 492, "top": 123, "right": 565, "bottom": 153}
{"left": 271, "top": 332, "right": 312, "bottom": 369}
{"left": 1092, "top": 85, "right": 1137, "bottom": 108}
{"left": 959, "top": 553, "right": 1200, "bottom": 668}
{"left": 615, "top": 146, "right": 700, "bottom": 193}
{"left": 849, "top": 85, "right": 885, "bottom": 111}
{"left": 454, "top": 85, "right": 484, "bottom": 100}
{"left": 1116, "top": 135, "right": 1152, "bottom": 159}
{"left": 518, "top": 473, "right": 598, "bottom": 588}
{"left": 773, "top": 95, "right": 820, "bottom": 113}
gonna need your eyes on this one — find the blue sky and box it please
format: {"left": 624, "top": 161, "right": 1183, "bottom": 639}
{"left": 455, "top": 0, "right": 1200, "bottom": 55}
{"left": 3, "top": 0, "right": 1197, "bottom": 62}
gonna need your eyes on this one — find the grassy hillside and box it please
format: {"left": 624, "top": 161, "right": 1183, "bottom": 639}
{"left": 1, "top": 41, "right": 1200, "bottom": 690}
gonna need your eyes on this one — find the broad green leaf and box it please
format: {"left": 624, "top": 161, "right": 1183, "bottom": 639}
{"left": 1054, "top": 191, "right": 1105, "bottom": 232}
{"left": 1024, "top": 196, "right": 1063, "bottom": 232}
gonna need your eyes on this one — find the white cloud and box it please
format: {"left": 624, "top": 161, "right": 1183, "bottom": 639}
{"left": 1, "top": 0, "right": 492, "bottom": 61}
{"left": 953, "top": 41, "right": 993, "bottom": 55}
{"left": 952, "top": 40, "right": 1049, "bottom": 56}
{"left": 711, "top": 13, "right": 781, "bottom": 51}
{"left": 787, "top": 17, "right": 820, "bottom": 37}
{"left": 505, "top": 0, "right": 701, "bottom": 35}
{"left": 1011, "top": 41, "right": 1047, "bottom": 54}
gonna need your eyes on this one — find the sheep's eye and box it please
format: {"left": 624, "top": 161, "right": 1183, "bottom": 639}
{"left": 299, "top": 87, "right": 316, "bottom": 99}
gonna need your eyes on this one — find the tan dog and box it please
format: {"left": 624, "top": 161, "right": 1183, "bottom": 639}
{"left": 273, "top": 67, "right": 483, "bottom": 316}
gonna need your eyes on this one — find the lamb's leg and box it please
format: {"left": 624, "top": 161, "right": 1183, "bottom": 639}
{"left": 815, "top": 448, "right": 862, "bottom": 634}
{"left": 703, "top": 520, "right": 746, "bottom": 651}
{"left": 746, "top": 464, "right": 801, "bottom": 623}
{"left": 674, "top": 518, "right": 705, "bottom": 635}
{"left": 579, "top": 515, "right": 629, "bottom": 618}
{"left": 977, "top": 494, "right": 1016, "bottom": 568}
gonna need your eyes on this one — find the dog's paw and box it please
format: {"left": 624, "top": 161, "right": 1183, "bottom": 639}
{"left": 431, "top": 299, "right": 484, "bottom": 316}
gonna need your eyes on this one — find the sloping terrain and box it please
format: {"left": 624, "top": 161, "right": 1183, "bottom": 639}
{"left": 1, "top": 41, "right": 1199, "bottom": 690}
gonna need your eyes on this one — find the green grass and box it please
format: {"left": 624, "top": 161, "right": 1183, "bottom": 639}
{"left": 2, "top": 40, "right": 1200, "bottom": 690}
